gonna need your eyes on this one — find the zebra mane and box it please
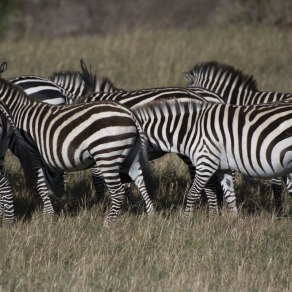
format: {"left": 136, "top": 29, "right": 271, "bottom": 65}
{"left": 79, "top": 58, "right": 96, "bottom": 94}
{"left": 134, "top": 98, "right": 207, "bottom": 116}
{"left": 187, "top": 61, "right": 258, "bottom": 91}
{"left": 49, "top": 70, "right": 87, "bottom": 95}
{"left": 80, "top": 58, "right": 119, "bottom": 93}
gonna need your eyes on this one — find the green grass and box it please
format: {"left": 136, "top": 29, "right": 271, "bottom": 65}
{"left": 0, "top": 26, "right": 292, "bottom": 291}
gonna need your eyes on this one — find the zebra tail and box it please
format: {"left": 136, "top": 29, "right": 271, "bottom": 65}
{"left": 132, "top": 113, "right": 156, "bottom": 200}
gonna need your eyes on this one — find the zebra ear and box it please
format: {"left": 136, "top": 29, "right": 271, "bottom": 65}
{"left": 0, "top": 62, "right": 7, "bottom": 75}
{"left": 182, "top": 71, "right": 193, "bottom": 84}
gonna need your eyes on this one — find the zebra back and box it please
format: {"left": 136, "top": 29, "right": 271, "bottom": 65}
{"left": 80, "top": 86, "right": 225, "bottom": 108}
{"left": 8, "top": 75, "right": 80, "bottom": 104}
{"left": 50, "top": 59, "right": 120, "bottom": 98}
{"left": 184, "top": 61, "right": 292, "bottom": 104}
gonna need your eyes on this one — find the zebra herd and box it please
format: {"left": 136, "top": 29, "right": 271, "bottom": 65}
{"left": 0, "top": 59, "right": 291, "bottom": 224}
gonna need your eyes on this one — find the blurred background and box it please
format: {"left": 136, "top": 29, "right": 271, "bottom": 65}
{"left": 1, "top": 0, "right": 291, "bottom": 39}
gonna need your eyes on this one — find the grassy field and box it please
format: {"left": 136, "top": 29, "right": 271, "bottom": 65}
{"left": 0, "top": 25, "right": 292, "bottom": 291}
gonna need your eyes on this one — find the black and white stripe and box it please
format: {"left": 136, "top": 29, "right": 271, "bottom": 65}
{"left": 9, "top": 75, "right": 77, "bottom": 104}
{"left": 50, "top": 59, "right": 119, "bottom": 96}
{"left": 0, "top": 96, "right": 32, "bottom": 223}
{"left": 133, "top": 99, "right": 292, "bottom": 215}
{"left": 184, "top": 61, "right": 292, "bottom": 214}
{"left": 0, "top": 77, "right": 155, "bottom": 220}
{"left": 183, "top": 61, "right": 292, "bottom": 104}
{"left": 0, "top": 67, "right": 121, "bottom": 219}
{"left": 50, "top": 61, "right": 229, "bottom": 214}
{"left": 3, "top": 75, "right": 77, "bottom": 200}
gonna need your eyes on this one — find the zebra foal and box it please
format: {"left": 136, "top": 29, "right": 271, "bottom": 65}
{"left": 0, "top": 77, "right": 155, "bottom": 220}
{"left": 133, "top": 99, "right": 292, "bottom": 215}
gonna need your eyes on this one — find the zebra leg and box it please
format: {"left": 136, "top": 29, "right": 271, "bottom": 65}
{"left": 0, "top": 174, "right": 15, "bottom": 224}
{"left": 35, "top": 167, "right": 55, "bottom": 214}
{"left": 90, "top": 166, "right": 105, "bottom": 201}
{"left": 217, "top": 171, "right": 238, "bottom": 214}
{"left": 63, "top": 172, "right": 68, "bottom": 192}
{"left": 270, "top": 177, "right": 283, "bottom": 216}
{"left": 101, "top": 171, "right": 127, "bottom": 219}
{"left": 127, "top": 163, "right": 154, "bottom": 214}
{"left": 203, "top": 176, "right": 219, "bottom": 215}
{"left": 184, "top": 161, "right": 217, "bottom": 215}
{"left": 91, "top": 166, "right": 138, "bottom": 206}
{"left": 178, "top": 154, "right": 220, "bottom": 210}
{"left": 123, "top": 183, "right": 139, "bottom": 206}
{"left": 285, "top": 174, "right": 292, "bottom": 197}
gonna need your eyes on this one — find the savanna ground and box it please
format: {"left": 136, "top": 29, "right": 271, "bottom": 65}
{"left": 0, "top": 25, "right": 292, "bottom": 291}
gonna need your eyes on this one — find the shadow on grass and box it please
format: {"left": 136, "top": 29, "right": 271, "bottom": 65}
{"left": 4, "top": 166, "right": 292, "bottom": 224}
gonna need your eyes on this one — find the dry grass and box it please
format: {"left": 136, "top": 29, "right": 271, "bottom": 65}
{"left": 0, "top": 25, "right": 292, "bottom": 291}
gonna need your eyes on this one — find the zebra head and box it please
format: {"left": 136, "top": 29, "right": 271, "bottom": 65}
{"left": 0, "top": 62, "right": 7, "bottom": 77}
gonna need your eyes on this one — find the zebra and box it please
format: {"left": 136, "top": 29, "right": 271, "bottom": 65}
{"left": 50, "top": 60, "right": 242, "bottom": 214}
{"left": 0, "top": 96, "right": 31, "bottom": 223}
{"left": 0, "top": 63, "right": 133, "bottom": 221}
{"left": 183, "top": 61, "right": 292, "bottom": 214}
{"left": 5, "top": 75, "right": 80, "bottom": 196}
{"left": 0, "top": 76, "right": 155, "bottom": 220}
{"left": 133, "top": 98, "right": 292, "bottom": 215}
{"left": 0, "top": 114, "right": 15, "bottom": 223}
{"left": 0, "top": 63, "right": 99, "bottom": 221}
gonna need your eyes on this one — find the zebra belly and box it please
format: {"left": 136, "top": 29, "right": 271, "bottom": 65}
{"left": 41, "top": 148, "right": 96, "bottom": 172}
{"left": 226, "top": 151, "right": 292, "bottom": 178}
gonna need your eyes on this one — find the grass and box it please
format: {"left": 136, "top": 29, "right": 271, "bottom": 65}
{"left": 0, "top": 25, "right": 292, "bottom": 291}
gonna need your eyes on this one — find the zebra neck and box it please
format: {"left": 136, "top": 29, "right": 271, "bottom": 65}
{"left": 0, "top": 84, "right": 40, "bottom": 121}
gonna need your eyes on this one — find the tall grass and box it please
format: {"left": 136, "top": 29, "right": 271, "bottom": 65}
{"left": 0, "top": 26, "right": 292, "bottom": 291}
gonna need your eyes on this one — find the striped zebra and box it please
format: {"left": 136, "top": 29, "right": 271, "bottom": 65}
{"left": 0, "top": 64, "right": 96, "bottom": 221}
{"left": 0, "top": 112, "right": 15, "bottom": 223}
{"left": 0, "top": 96, "right": 31, "bottom": 223}
{"left": 6, "top": 75, "right": 79, "bottom": 196}
{"left": 0, "top": 76, "right": 155, "bottom": 220}
{"left": 183, "top": 61, "right": 292, "bottom": 214}
{"left": 11, "top": 66, "right": 128, "bottom": 201}
{"left": 50, "top": 61, "right": 241, "bottom": 214}
{"left": 0, "top": 64, "right": 132, "bottom": 221}
{"left": 133, "top": 98, "right": 292, "bottom": 215}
